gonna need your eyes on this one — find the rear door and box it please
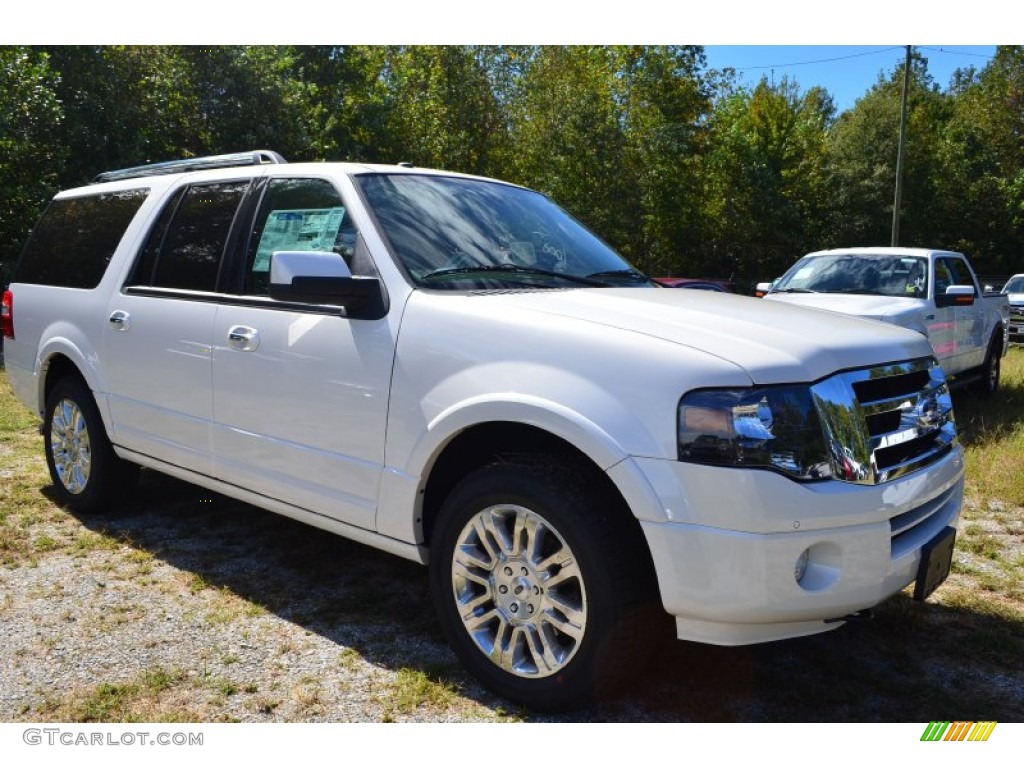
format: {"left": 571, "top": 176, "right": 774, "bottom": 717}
{"left": 210, "top": 176, "right": 396, "bottom": 531}
{"left": 104, "top": 180, "right": 251, "bottom": 475}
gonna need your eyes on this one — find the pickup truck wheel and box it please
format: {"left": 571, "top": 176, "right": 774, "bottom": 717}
{"left": 429, "top": 459, "right": 657, "bottom": 711}
{"left": 974, "top": 337, "right": 1002, "bottom": 397}
{"left": 44, "top": 377, "right": 136, "bottom": 514}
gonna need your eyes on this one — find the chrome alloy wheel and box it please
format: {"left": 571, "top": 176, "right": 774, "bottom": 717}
{"left": 49, "top": 398, "right": 92, "bottom": 495}
{"left": 451, "top": 504, "right": 587, "bottom": 678}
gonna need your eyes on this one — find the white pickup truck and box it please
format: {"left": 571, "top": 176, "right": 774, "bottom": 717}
{"left": 2, "top": 153, "right": 965, "bottom": 710}
{"left": 1001, "top": 273, "right": 1024, "bottom": 343}
{"left": 758, "top": 247, "right": 1009, "bottom": 394}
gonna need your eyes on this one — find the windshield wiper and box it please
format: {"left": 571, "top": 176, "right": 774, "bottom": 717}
{"left": 585, "top": 268, "right": 650, "bottom": 284}
{"left": 773, "top": 287, "right": 819, "bottom": 294}
{"left": 419, "top": 264, "right": 608, "bottom": 286}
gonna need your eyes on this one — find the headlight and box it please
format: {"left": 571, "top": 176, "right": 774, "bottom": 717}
{"left": 677, "top": 385, "right": 833, "bottom": 481}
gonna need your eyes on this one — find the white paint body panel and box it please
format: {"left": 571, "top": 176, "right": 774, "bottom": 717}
{"left": 3, "top": 164, "right": 967, "bottom": 647}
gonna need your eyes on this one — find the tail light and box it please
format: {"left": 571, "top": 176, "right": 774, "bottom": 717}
{"left": 1, "top": 290, "right": 12, "bottom": 339}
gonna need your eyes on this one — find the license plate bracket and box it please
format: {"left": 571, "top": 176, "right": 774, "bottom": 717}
{"left": 913, "top": 526, "right": 956, "bottom": 601}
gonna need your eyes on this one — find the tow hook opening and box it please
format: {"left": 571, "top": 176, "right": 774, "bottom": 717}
{"left": 825, "top": 609, "right": 874, "bottom": 625}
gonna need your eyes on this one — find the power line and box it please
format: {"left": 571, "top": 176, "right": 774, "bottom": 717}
{"left": 918, "top": 46, "right": 993, "bottom": 59}
{"left": 726, "top": 47, "right": 903, "bottom": 72}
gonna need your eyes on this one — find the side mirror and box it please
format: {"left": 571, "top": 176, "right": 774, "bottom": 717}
{"left": 269, "top": 250, "right": 386, "bottom": 318}
{"left": 937, "top": 284, "right": 976, "bottom": 307}
{"left": 754, "top": 282, "right": 773, "bottom": 298}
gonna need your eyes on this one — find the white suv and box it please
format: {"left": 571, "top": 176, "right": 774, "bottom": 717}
{"left": 2, "top": 151, "right": 964, "bottom": 710}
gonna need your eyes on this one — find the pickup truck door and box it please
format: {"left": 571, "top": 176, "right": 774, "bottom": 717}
{"left": 104, "top": 181, "right": 251, "bottom": 476}
{"left": 210, "top": 177, "right": 395, "bottom": 531}
{"left": 935, "top": 256, "right": 985, "bottom": 372}
{"left": 924, "top": 258, "right": 958, "bottom": 373}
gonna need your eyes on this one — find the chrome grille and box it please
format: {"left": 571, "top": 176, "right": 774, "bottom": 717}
{"left": 809, "top": 358, "right": 957, "bottom": 485}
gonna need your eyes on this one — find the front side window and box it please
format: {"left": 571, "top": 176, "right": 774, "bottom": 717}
{"left": 14, "top": 189, "right": 149, "bottom": 289}
{"left": 936, "top": 258, "right": 971, "bottom": 294}
{"left": 355, "top": 173, "right": 648, "bottom": 290}
{"left": 130, "top": 181, "right": 249, "bottom": 292}
{"left": 243, "top": 177, "right": 365, "bottom": 295}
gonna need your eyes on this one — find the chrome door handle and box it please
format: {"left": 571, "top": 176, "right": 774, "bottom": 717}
{"left": 227, "top": 325, "right": 259, "bottom": 351}
{"left": 108, "top": 310, "right": 131, "bottom": 331}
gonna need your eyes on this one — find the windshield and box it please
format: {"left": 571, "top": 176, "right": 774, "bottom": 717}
{"left": 772, "top": 254, "right": 929, "bottom": 298}
{"left": 355, "top": 173, "right": 649, "bottom": 289}
{"left": 1002, "top": 276, "right": 1024, "bottom": 294}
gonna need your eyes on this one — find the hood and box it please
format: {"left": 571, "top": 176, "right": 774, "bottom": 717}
{"left": 1004, "top": 292, "right": 1024, "bottom": 307}
{"left": 455, "top": 288, "right": 933, "bottom": 384}
{"left": 763, "top": 291, "right": 923, "bottom": 321}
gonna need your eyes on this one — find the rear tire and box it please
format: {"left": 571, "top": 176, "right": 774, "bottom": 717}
{"left": 428, "top": 458, "right": 662, "bottom": 711}
{"left": 973, "top": 335, "right": 1002, "bottom": 397}
{"left": 44, "top": 377, "right": 137, "bottom": 514}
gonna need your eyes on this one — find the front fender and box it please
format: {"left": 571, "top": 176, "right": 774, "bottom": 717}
{"left": 375, "top": 371, "right": 673, "bottom": 544}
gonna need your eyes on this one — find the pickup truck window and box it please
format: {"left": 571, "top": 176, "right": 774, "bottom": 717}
{"left": 130, "top": 181, "right": 249, "bottom": 292}
{"left": 356, "top": 173, "right": 647, "bottom": 289}
{"left": 14, "top": 189, "right": 149, "bottom": 289}
{"left": 774, "top": 254, "right": 929, "bottom": 298}
{"left": 244, "top": 177, "right": 363, "bottom": 295}
{"left": 935, "top": 257, "right": 974, "bottom": 295}
{"left": 1003, "top": 276, "right": 1024, "bottom": 293}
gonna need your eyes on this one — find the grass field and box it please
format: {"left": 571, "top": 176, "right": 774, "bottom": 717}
{"left": 1, "top": 349, "right": 1022, "bottom": 722}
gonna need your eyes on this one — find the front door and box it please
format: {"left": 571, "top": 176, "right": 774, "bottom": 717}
{"left": 210, "top": 177, "right": 396, "bottom": 531}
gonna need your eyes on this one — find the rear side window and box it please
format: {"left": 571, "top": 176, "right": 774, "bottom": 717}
{"left": 13, "top": 189, "right": 149, "bottom": 289}
{"left": 129, "top": 181, "right": 250, "bottom": 292}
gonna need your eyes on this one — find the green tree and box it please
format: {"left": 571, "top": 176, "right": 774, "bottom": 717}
{"left": 937, "top": 46, "right": 1024, "bottom": 275}
{"left": 0, "top": 47, "right": 64, "bottom": 278}
{"left": 612, "top": 45, "right": 711, "bottom": 275}
{"left": 367, "top": 46, "right": 511, "bottom": 174}
{"left": 702, "top": 77, "right": 834, "bottom": 281}
{"left": 824, "top": 51, "right": 950, "bottom": 250}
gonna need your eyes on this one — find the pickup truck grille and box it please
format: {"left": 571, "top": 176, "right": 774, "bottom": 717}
{"left": 809, "top": 358, "right": 957, "bottom": 485}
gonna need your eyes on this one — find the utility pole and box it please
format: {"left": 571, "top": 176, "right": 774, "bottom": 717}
{"left": 891, "top": 45, "right": 912, "bottom": 247}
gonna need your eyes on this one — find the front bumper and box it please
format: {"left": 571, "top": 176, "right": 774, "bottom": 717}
{"left": 627, "top": 448, "right": 964, "bottom": 645}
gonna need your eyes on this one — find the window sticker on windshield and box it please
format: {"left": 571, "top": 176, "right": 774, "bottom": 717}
{"left": 793, "top": 266, "right": 815, "bottom": 281}
{"left": 253, "top": 207, "right": 345, "bottom": 272}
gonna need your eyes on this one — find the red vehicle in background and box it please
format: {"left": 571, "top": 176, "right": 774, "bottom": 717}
{"left": 653, "top": 277, "right": 736, "bottom": 292}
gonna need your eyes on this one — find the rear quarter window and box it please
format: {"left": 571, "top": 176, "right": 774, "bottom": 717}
{"left": 13, "top": 188, "right": 150, "bottom": 289}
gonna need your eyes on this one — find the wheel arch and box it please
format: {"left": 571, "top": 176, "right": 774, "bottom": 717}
{"left": 42, "top": 352, "right": 89, "bottom": 406}
{"left": 420, "top": 422, "right": 594, "bottom": 548}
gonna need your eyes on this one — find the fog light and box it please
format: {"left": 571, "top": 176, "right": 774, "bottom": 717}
{"left": 794, "top": 549, "right": 810, "bottom": 583}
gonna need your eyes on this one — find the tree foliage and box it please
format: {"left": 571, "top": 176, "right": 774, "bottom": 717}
{"left": 0, "top": 47, "right": 63, "bottom": 282}
{"left": 1, "top": 45, "right": 1021, "bottom": 286}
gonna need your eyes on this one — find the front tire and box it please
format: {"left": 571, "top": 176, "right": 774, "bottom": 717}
{"left": 44, "top": 377, "right": 136, "bottom": 514}
{"left": 429, "top": 459, "right": 660, "bottom": 711}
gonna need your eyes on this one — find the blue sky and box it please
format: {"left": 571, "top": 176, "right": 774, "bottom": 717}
{"left": 702, "top": 46, "right": 997, "bottom": 113}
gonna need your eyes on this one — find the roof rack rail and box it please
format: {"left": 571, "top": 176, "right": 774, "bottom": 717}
{"left": 92, "top": 150, "right": 287, "bottom": 183}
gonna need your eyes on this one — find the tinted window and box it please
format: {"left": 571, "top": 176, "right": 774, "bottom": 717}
{"left": 127, "top": 188, "right": 183, "bottom": 287}
{"left": 937, "top": 258, "right": 971, "bottom": 291}
{"left": 244, "top": 178, "right": 362, "bottom": 295}
{"left": 14, "top": 189, "right": 149, "bottom": 288}
{"left": 135, "top": 181, "right": 249, "bottom": 292}
{"left": 934, "top": 259, "right": 962, "bottom": 294}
